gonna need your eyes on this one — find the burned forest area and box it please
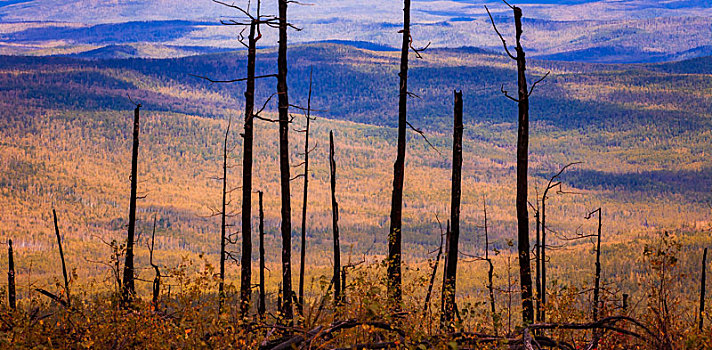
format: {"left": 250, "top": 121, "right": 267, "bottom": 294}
{"left": 2, "top": 0, "right": 712, "bottom": 349}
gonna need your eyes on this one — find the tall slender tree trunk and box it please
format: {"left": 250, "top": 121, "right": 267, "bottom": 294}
{"left": 387, "top": 0, "right": 411, "bottom": 307}
{"left": 277, "top": 0, "right": 293, "bottom": 322}
{"left": 7, "top": 239, "right": 15, "bottom": 310}
{"left": 541, "top": 190, "right": 549, "bottom": 322}
{"left": 122, "top": 104, "right": 141, "bottom": 305}
{"left": 218, "top": 115, "right": 231, "bottom": 314}
{"left": 442, "top": 90, "right": 463, "bottom": 328}
{"left": 239, "top": 19, "right": 259, "bottom": 318}
{"left": 534, "top": 205, "right": 541, "bottom": 323}
{"left": 52, "top": 209, "right": 70, "bottom": 307}
{"left": 329, "top": 131, "right": 341, "bottom": 304}
{"left": 258, "top": 191, "right": 266, "bottom": 318}
{"left": 593, "top": 208, "right": 602, "bottom": 321}
{"left": 298, "top": 71, "right": 314, "bottom": 313}
{"left": 484, "top": 197, "right": 497, "bottom": 333}
{"left": 700, "top": 247, "right": 708, "bottom": 331}
{"left": 424, "top": 224, "right": 444, "bottom": 314}
{"left": 512, "top": 5, "right": 535, "bottom": 325}
{"left": 149, "top": 215, "right": 161, "bottom": 309}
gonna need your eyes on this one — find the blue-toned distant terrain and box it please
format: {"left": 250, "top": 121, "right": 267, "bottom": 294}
{"left": 0, "top": 0, "right": 711, "bottom": 63}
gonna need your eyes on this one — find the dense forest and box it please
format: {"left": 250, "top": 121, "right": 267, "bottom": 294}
{"left": 1, "top": 0, "right": 712, "bottom": 349}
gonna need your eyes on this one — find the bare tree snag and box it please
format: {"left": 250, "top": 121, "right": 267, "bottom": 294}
{"left": 701, "top": 247, "right": 708, "bottom": 332}
{"left": 298, "top": 71, "right": 314, "bottom": 313}
{"left": 484, "top": 197, "right": 497, "bottom": 333}
{"left": 533, "top": 201, "right": 541, "bottom": 323}
{"left": 239, "top": 17, "right": 261, "bottom": 319}
{"left": 486, "top": 1, "right": 541, "bottom": 325}
{"left": 424, "top": 217, "right": 445, "bottom": 314}
{"left": 52, "top": 209, "right": 71, "bottom": 307}
{"left": 442, "top": 90, "right": 463, "bottom": 329}
{"left": 329, "top": 131, "right": 341, "bottom": 304}
{"left": 540, "top": 162, "right": 579, "bottom": 322}
{"left": 258, "top": 190, "right": 266, "bottom": 318}
{"left": 586, "top": 208, "right": 603, "bottom": 322}
{"left": 122, "top": 102, "right": 141, "bottom": 305}
{"left": 218, "top": 112, "right": 231, "bottom": 314}
{"left": 277, "top": 0, "right": 294, "bottom": 323}
{"left": 387, "top": 0, "right": 412, "bottom": 308}
{"left": 7, "top": 239, "right": 15, "bottom": 310}
{"left": 441, "top": 220, "right": 451, "bottom": 316}
{"left": 149, "top": 215, "right": 161, "bottom": 309}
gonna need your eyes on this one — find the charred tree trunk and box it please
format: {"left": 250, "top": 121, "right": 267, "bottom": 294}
{"left": 592, "top": 208, "right": 602, "bottom": 321}
{"left": 424, "top": 221, "right": 444, "bottom": 314}
{"left": 218, "top": 115, "right": 231, "bottom": 314}
{"left": 122, "top": 103, "right": 141, "bottom": 305}
{"left": 329, "top": 131, "right": 341, "bottom": 304}
{"left": 441, "top": 220, "right": 451, "bottom": 316}
{"left": 52, "top": 209, "right": 70, "bottom": 307}
{"left": 277, "top": 0, "right": 294, "bottom": 323}
{"left": 512, "top": 5, "right": 535, "bottom": 326}
{"left": 149, "top": 215, "right": 161, "bottom": 309}
{"left": 239, "top": 19, "right": 259, "bottom": 318}
{"left": 442, "top": 90, "right": 463, "bottom": 328}
{"left": 258, "top": 191, "right": 266, "bottom": 318}
{"left": 534, "top": 204, "right": 541, "bottom": 323}
{"left": 7, "top": 239, "right": 15, "bottom": 310}
{"left": 700, "top": 247, "right": 708, "bottom": 331}
{"left": 298, "top": 71, "right": 314, "bottom": 313}
{"left": 541, "top": 189, "right": 549, "bottom": 322}
{"left": 387, "top": 0, "right": 411, "bottom": 307}
{"left": 484, "top": 197, "right": 497, "bottom": 333}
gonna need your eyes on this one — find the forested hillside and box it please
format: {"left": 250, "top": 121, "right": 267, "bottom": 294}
{"left": 1, "top": 18, "right": 712, "bottom": 350}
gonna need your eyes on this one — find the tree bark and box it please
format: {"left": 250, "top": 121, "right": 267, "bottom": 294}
{"left": 52, "top": 209, "right": 70, "bottom": 307}
{"left": 442, "top": 90, "right": 463, "bottom": 328}
{"left": 122, "top": 103, "right": 141, "bottom": 305}
{"left": 239, "top": 19, "right": 258, "bottom": 318}
{"left": 7, "top": 239, "right": 15, "bottom": 310}
{"left": 512, "top": 4, "right": 535, "bottom": 325}
{"left": 700, "top": 247, "right": 708, "bottom": 331}
{"left": 387, "top": 0, "right": 411, "bottom": 307}
{"left": 258, "top": 191, "right": 266, "bottom": 318}
{"left": 277, "top": 0, "right": 293, "bottom": 323}
{"left": 329, "top": 131, "right": 341, "bottom": 304}
{"left": 593, "top": 208, "right": 602, "bottom": 321}
{"left": 298, "top": 71, "right": 314, "bottom": 313}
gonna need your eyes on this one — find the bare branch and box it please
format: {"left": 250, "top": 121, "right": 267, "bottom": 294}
{"left": 485, "top": 6, "right": 517, "bottom": 60}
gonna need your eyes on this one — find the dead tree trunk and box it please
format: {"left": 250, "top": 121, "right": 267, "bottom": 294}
{"left": 298, "top": 71, "right": 314, "bottom": 313}
{"left": 277, "top": 0, "right": 294, "bottom": 323}
{"left": 700, "top": 247, "right": 708, "bottom": 332}
{"left": 591, "top": 208, "right": 602, "bottom": 321}
{"left": 239, "top": 19, "right": 259, "bottom": 318}
{"left": 541, "top": 162, "right": 579, "bottom": 322}
{"left": 218, "top": 113, "right": 231, "bottom": 314}
{"left": 484, "top": 197, "right": 497, "bottom": 333}
{"left": 52, "top": 209, "right": 70, "bottom": 307}
{"left": 486, "top": 2, "right": 541, "bottom": 325}
{"left": 442, "top": 90, "right": 463, "bottom": 328}
{"left": 7, "top": 239, "right": 15, "bottom": 310}
{"left": 387, "top": 0, "right": 411, "bottom": 308}
{"left": 534, "top": 202, "right": 541, "bottom": 323}
{"left": 441, "top": 220, "right": 451, "bottom": 316}
{"left": 149, "top": 215, "right": 161, "bottom": 308}
{"left": 329, "top": 131, "right": 341, "bottom": 304}
{"left": 423, "top": 219, "right": 444, "bottom": 314}
{"left": 258, "top": 191, "right": 266, "bottom": 318}
{"left": 122, "top": 103, "right": 141, "bottom": 305}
